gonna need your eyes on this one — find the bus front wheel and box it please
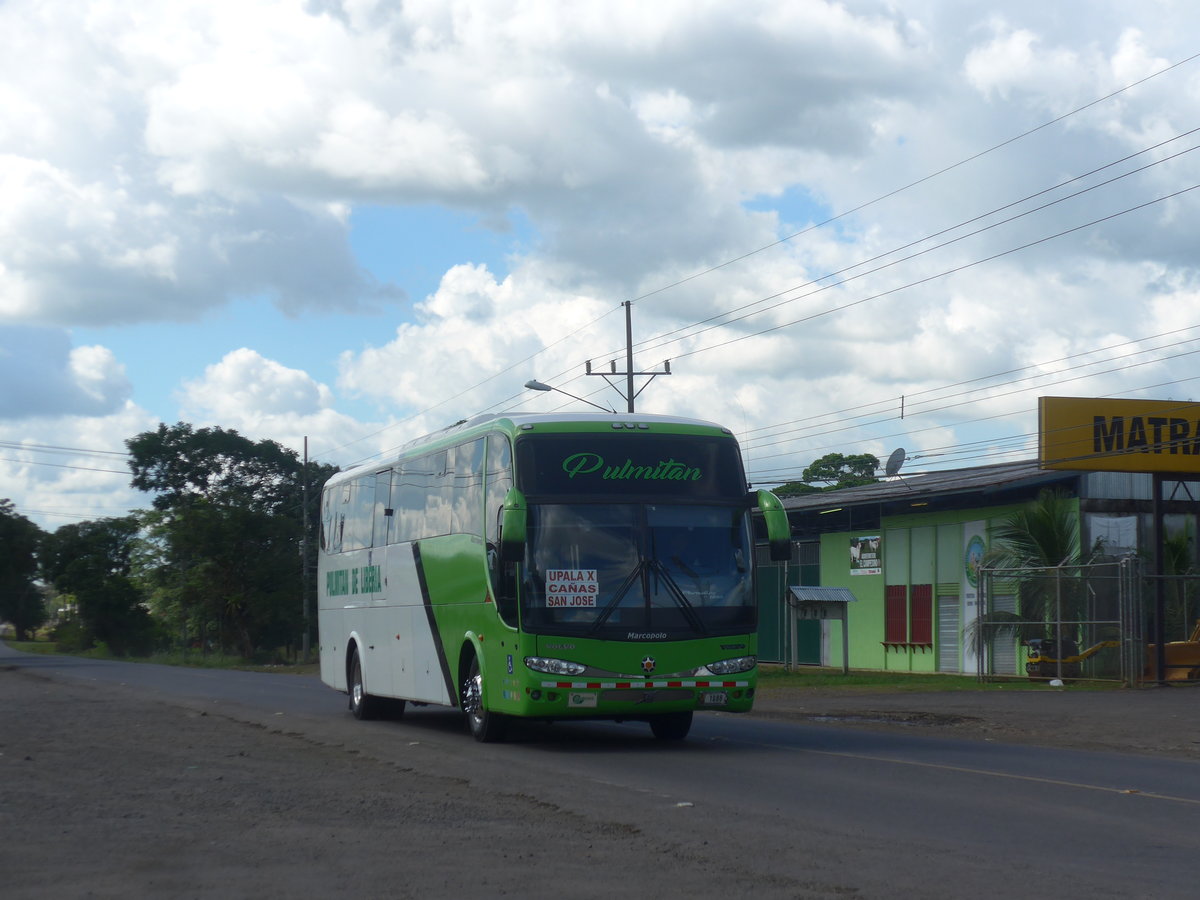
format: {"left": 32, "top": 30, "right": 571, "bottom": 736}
{"left": 649, "top": 711, "right": 693, "bottom": 740}
{"left": 349, "top": 650, "right": 381, "bottom": 721}
{"left": 461, "top": 656, "right": 507, "bottom": 743}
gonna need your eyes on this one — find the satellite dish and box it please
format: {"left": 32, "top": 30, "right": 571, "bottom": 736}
{"left": 885, "top": 448, "right": 906, "bottom": 477}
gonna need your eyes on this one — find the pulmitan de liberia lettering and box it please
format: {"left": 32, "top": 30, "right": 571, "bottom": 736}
{"left": 1093, "top": 416, "right": 1200, "bottom": 454}
{"left": 562, "top": 453, "right": 702, "bottom": 481}
{"left": 325, "top": 565, "right": 382, "bottom": 597}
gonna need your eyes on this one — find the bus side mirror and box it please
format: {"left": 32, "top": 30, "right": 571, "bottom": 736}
{"left": 755, "top": 489, "right": 791, "bottom": 562}
{"left": 499, "top": 487, "right": 528, "bottom": 563}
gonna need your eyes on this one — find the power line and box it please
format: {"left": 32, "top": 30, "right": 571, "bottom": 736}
{"left": 623, "top": 51, "right": 1200, "bottom": 312}
{"left": 0, "top": 456, "right": 130, "bottom": 475}
{"left": 741, "top": 324, "right": 1200, "bottom": 440}
{"left": 0, "top": 440, "right": 130, "bottom": 459}
{"left": 744, "top": 372, "right": 1200, "bottom": 484}
{"left": 329, "top": 52, "right": 1200, "bottom": 446}
{"left": 742, "top": 331, "right": 1200, "bottom": 452}
{"left": 631, "top": 130, "right": 1200, "bottom": 358}
{"left": 663, "top": 182, "right": 1200, "bottom": 366}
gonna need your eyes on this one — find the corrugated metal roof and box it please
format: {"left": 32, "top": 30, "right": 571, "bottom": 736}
{"left": 778, "top": 459, "right": 1076, "bottom": 512}
{"left": 788, "top": 586, "right": 858, "bottom": 603}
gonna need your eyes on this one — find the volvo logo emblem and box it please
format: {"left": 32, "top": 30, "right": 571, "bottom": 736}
{"left": 641, "top": 656, "right": 656, "bottom": 675}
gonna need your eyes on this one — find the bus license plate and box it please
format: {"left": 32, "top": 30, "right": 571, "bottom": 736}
{"left": 701, "top": 691, "right": 728, "bottom": 706}
{"left": 569, "top": 692, "right": 598, "bottom": 708}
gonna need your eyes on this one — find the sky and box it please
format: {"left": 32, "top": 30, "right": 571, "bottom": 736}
{"left": 3, "top": 0, "right": 1200, "bottom": 530}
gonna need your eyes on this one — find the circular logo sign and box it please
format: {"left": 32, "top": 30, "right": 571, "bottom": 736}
{"left": 964, "top": 535, "right": 986, "bottom": 588}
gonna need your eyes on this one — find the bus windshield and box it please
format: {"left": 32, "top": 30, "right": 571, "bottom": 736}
{"left": 520, "top": 503, "right": 755, "bottom": 639}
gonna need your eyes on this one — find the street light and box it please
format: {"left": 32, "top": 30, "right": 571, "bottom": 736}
{"left": 524, "top": 379, "right": 615, "bottom": 413}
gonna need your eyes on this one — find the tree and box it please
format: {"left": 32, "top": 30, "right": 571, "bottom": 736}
{"left": 40, "top": 516, "right": 154, "bottom": 655}
{"left": 974, "top": 488, "right": 1092, "bottom": 663}
{"left": 771, "top": 452, "right": 880, "bottom": 496}
{"left": 127, "top": 422, "right": 303, "bottom": 513}
{"left": 770, "top": 481, "right": 822, "bottom": 498}
{"left": 1161, "top": 523, "right": 1198, "bottom": 640}
{"left": 126, "top": 422, "right": 338, "bottom": 658}
{"left": 801, "top": 453, "right": 880, "bottom": 489}
{"left": 0, "top": 499, "right": 46, "bottom": 640}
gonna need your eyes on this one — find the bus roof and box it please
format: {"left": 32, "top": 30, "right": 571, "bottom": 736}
{"left": 326, "top": 412, "right": 736, "bottom": 483}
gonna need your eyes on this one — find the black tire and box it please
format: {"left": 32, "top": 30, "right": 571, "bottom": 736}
{"left": 382, "top": 697, "right": 408, "bottom": 720}
{"left": 649, "top": 711, "right": 693, "bottom": 741}
{"left": 349, "top": 650, "right": 381, "bottom": 721}
{"left": 461, "top": 655, "right": 507, "bottom": 742}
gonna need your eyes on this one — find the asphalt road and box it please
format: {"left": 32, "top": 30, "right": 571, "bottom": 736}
{"left": 4, "top": 643, "right": 1198, "bottom": 898}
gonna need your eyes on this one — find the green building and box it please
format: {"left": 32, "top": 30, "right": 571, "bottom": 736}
{"left": 756, "top": 460, "right": 1200, "bottom": 676}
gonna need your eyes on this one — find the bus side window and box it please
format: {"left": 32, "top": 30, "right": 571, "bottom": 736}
{"left": 485, "top": 434, "right": 517, "bottom": 626}
{"left": 451, "top": 439, "right": 485, "bottom": 537}
{"left": 343, "top": 476, "right": 375, "bottom": 551}
{"left": 372, "top": 469, "right": 393, "bottom": 548}
{"left": 425, "top": 450, "right": 452, "bottom": 537}
{"left": 321, "top": 487, "right": 339, "bottom": 554}
{"left": 392, "top": 460, "right": 425, "bottom": 543}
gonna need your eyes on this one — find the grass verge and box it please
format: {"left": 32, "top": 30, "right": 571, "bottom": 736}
{"left": 758, "top": 665, "right": 1123, "bottom": 692}
{"left": 3, "top": 639, "right": 319, "bottom": 676}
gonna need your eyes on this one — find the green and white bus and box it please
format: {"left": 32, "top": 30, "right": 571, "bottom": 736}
{"left": 318, "top": 412, "right": 790, "bottom": 741}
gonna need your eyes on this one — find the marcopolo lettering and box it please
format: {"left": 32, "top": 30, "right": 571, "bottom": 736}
{"left": 561, "top": 452, "right": 702, "bottom": 482}
{"left": 1093, "top": 415, "right": 1200, "bottom": 456}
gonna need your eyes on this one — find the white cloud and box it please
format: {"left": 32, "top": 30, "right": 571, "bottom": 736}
{"left": 0, "top": 401, "right": 158, "bottom": 530}
{"left": 4, "top": 0, "right": 1200, "bottom": 507}
{"left": 176, "top": 348, "right": 385, "bottom": 465}
{"left": 0, "top": 326, "right": 131, "bottom": 419}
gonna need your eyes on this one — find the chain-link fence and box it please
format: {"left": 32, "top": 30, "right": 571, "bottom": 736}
{"left": 1141, "top": 570, "right": 1200, "bottom": 682}
{"left": 976, "top": 558, "right": 1143, "bottom": 686}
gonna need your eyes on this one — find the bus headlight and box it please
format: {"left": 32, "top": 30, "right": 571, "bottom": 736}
{"left": 703, "top": 655, "right": 757, "bottom": 676}
{"left": 524, "top": 656, "right": 587, "bottom": 676}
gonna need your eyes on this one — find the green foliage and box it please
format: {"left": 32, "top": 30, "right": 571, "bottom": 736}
{"left": 127, "top": 422, "right": 338, "bottom": 659}
{"left": 40, "top": 516, "right": 156, "bottom": 656}
{"left": 770, "top": 481, "right": 822, "bottom": 498}
{"left": 769, "top": 452, "right": 880, "bottom": 496}
{"left": 801, "top": 452, "right": 880, "bottom": 488}
{"left": 127, "top": 422, "right": 320, "bottom": 513}
{"left": 1162, "top": 523, "right": 1199, "bottom": 638}
{"left": 50, "top": 616, "right": 93, "bottom": 653}
{"left": 987, "top": 488, "right": 1083, "bottom": 571}
{"left": 975, "top": 488, "right": 1089, "bottom": 651}
{"left": 0, "top": 499, "right": 47, "bottom": 640}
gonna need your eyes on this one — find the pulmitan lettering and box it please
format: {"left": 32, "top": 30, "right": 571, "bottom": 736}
{"left": 561, "top": 452, "right": 702, "bottom": 482}
{"left": 1093, "top": 416, "right": 1200, "bottom": 455}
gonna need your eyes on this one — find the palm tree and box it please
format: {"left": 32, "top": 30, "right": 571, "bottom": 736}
{"left": 973, "top": 488, "right": 1092, "bottom": 671}
{"left": 1162, "top": 523, "right": 1198, "bottom": 640}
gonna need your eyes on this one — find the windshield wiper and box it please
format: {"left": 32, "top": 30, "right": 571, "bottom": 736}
{"left": 648, "top": 559, "right": 706, "bottom": 635}
{"left": 588, "top": 561, "right": 645, "bottom": 635}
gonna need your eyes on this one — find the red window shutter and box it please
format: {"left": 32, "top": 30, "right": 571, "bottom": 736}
{"left": 885, "top": 585, "right": 908, "bottom": 643}
{"left": 910, "top": 584, "right": 933, "bottom": 644}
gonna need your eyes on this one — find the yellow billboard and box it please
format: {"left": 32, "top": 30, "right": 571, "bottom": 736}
{"left": 1039, "top": 396, "right": 1200, "bottom": 473}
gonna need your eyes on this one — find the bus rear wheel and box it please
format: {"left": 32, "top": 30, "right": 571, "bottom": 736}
{"left": 649, "top": 711, "right": 693, "bottom": 740}
{"left": 461, "top": 656, "right": 507, "bottom": 743}
{"left": 349, "top": 650, "right": 381, "bottom": 721}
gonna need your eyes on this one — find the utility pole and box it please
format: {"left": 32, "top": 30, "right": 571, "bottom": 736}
{"left": 586, "top": 301, "right": 670, "bottom": 412}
